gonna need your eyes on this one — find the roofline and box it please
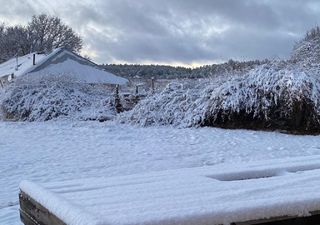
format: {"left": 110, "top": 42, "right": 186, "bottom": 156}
{"left": 24, "top": 48, "right": 106, "bottom": 75}
{"left": 64, "top": 49, "right": 100, "bottom": 67}
{"left": 23, "top": 48, "right": 64, "bottom": 75}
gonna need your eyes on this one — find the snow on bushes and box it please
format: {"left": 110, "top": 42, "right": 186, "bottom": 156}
{"left": 118, "top": 79, "right": 215, "bottom": 127}
{"left": 121, "top": 61, "right": 320, "bottom": 133}
{"left": 291, "top": 26, "right": 320, "bottom": 64}
{"left": 1, "top": 75, "right": 116, "bottom": 122}
{"left": 203, "top": 61, "right": 320, "bottom": 133}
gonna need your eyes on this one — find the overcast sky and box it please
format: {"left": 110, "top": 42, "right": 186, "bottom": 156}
{"left": 1, "top": 0, "right": 320, "bottom": 66}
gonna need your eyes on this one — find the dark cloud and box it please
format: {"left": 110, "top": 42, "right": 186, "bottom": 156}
{"left": 1, "top": 0, "right": 320, "bottom": 65}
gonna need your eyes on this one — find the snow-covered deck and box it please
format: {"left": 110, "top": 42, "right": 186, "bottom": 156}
{"left": 19, "top": 155, "right": 320, "bottom": 225}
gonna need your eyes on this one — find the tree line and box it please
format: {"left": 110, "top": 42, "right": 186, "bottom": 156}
{"left": 102, "top": 59, "right": 269, "bottom": 79}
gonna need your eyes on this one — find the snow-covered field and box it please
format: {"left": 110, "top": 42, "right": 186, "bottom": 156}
{"left": 1, "top": 121, "right": 320, "bottom": 224}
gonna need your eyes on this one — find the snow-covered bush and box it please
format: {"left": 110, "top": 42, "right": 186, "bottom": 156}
{"left": 118, "top": 79, "right": 218, "bottom": 127}
{"left": 291, "top": 26, "right": 320, "bottom": 64}
{"left": 203, "top": 61, "right": 320, "bottom": 133}
{"left": 1, "top": 75, "right": 116, "bottom": 121}
{"left": 121, "top": 61, "right": 320, "bottom": 133}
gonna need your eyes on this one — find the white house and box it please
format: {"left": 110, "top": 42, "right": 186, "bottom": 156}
{"left": 0, "top": 48, "right": 128, "bottom": 87}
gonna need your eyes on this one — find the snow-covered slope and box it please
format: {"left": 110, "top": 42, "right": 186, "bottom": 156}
{"left": 20, "top": 155, "right": 320, "bottom": 225}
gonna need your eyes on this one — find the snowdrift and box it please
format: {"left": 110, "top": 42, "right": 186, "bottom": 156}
{"left": 121, "top": 61, "right": 320, "bottom": 133}
{"left": 1, "top": 75, "right": 116, "bottom": 122}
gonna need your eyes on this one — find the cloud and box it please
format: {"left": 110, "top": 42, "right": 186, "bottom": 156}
{"left": 1, "top": 0, "right": 320, "bottom": 65}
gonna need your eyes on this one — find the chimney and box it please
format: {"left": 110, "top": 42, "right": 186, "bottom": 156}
{"left": 33, "top": 54, "right": 36, "bottom": 65}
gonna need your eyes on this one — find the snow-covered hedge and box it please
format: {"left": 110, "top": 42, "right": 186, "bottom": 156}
{"left": 204, "top": 61, "right": 320, "bottom": 133}
{"left": 1, "top": 75, "right": 116, "bottom": 122}
{"left": 121, "top": 61, "right": 320, "bottom": 133}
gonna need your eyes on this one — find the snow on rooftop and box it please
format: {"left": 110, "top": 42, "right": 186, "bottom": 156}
{"left": 0, "top": 48, "right": 128, "bottom": 85}
{"left": 20, "top": 155, "right": 320, "bottom": 225}
{"left": 27, "top": 59, "right": 128, "bottom": 85}
{"left": 0, "top": 52, "right": 47, "bottom": 78}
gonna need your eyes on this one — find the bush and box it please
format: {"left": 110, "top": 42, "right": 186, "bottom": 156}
{"left": 118, "top": 79, "right": 215, "bottom": 127}
{"left": 1, "top": 75, "right": 116, "bottom": 122}
{"left": 291, "top": 26, "right": 320, "bottom": 64}
{"left": 203, "top": 61, "right": 320, "bottom": 133}
{"left": 121, "top": 61, "right": 320, "bottom": 134}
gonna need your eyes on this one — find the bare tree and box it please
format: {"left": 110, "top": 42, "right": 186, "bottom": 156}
{"left": 0, "top": 14, "right": 83, "bottom": 62}
{"left": 0, "top": 25, "right": 30, "bottom": 62}
{"left": 28, "top": 14, "right": 82, "bottom": 53}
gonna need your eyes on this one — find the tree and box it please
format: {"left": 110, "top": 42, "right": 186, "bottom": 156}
{"left": 28, "top": 14, "right": 82, "bottom": 53}
{"left": 0, "top": 14, "right": 83, "bottom": 63}
{"left": 0, "top": 25, "right": 30, "bottom": 62}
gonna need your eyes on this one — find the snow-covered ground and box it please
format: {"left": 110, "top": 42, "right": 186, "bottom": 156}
{"left": 1, "top": 121, "right": 320, "bottom": 224}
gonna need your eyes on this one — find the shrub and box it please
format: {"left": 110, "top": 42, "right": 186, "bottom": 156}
{"left": 1, "top": 75, "right": 116, "bottom": 121}
{"left": 202, "top": 61, "right": 320, "bottom": 133}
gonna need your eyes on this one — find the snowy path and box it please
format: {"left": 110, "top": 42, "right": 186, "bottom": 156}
{"left": 1, "top": 121, "right": 320, "bottom": 224}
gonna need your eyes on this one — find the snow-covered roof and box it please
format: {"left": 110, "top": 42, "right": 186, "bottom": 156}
{"left": 0, "top": 48, "right": 128, "bottom": 85}
{"left": 20, "top": 155, "right": 320, "bottom": 225}
{"left": 0, "top": 51, "right": 51, "bottom": 78}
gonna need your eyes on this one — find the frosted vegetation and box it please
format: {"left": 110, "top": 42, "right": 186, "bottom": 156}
{"left": 1, "top": 26, "right": 320, "bottom": 133}
{"left": 291, "top": 26, "right": 320, "bottom": 64}
{"left": 120, "top": 26, "right": 320, "bottom": 134}
{"left": 203, "top": 61, "right": 320, "bottom": 133}
{"left": 1, "top": 75, "right": 116, "bottom": 122}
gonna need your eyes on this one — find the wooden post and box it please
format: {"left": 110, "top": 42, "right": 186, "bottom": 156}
{"left": 33, "top": 54, "right": 36, "bottom": 65}
{"left": 114, "top": 85, "right": 123, "bottom": 113}
{"left": 115, "top": 84, "right": 119, "bottom": 97}
{"left": 151, "top": 77, "right": 155, "bottom": 94}
{"left": 15, "top": 55, "right": 19, "bottom": 71}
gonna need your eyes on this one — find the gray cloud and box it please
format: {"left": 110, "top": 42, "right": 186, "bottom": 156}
{"left": 1, "top": 0, "right": 320, "bottom": 65}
